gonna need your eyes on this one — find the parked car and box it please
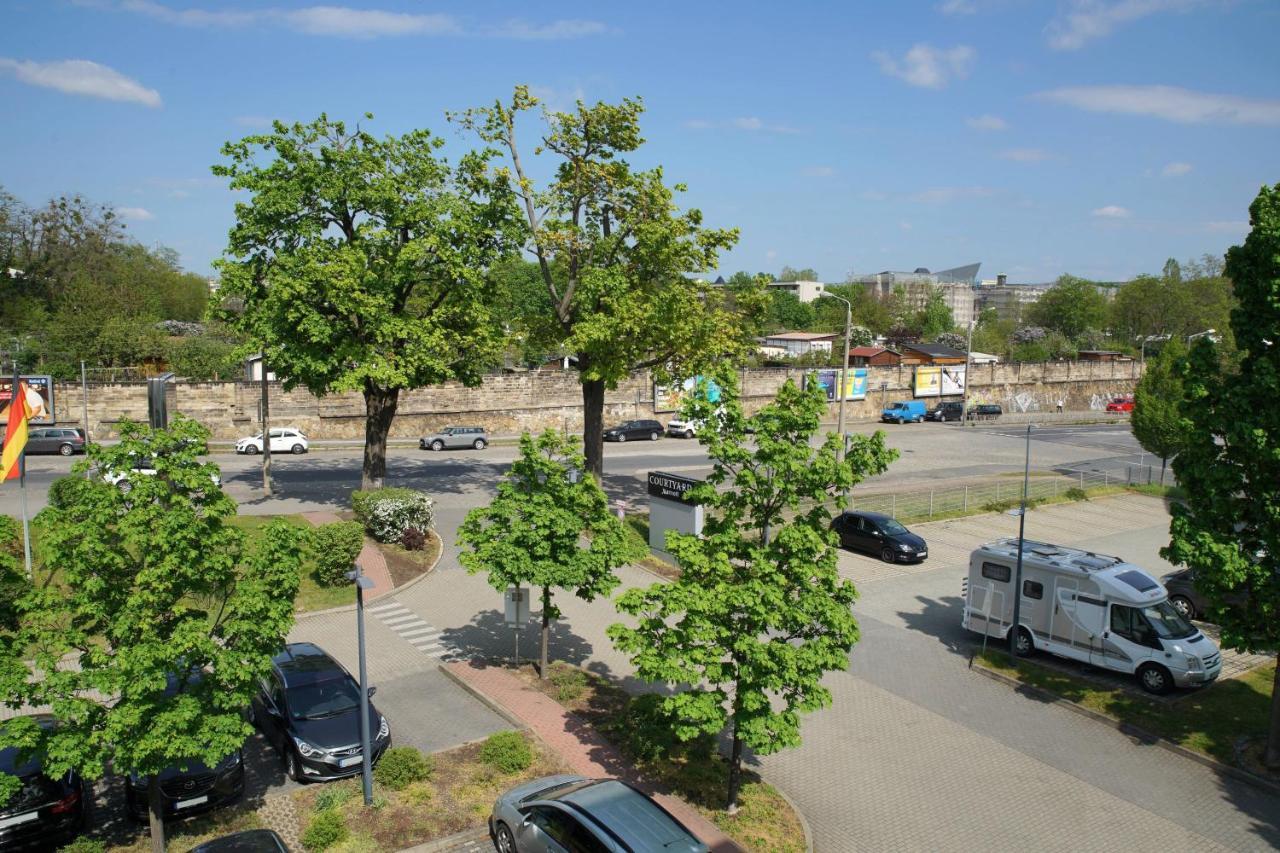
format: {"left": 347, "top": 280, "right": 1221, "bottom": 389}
{"left": 603, "top": 419, "right": 663, "bottom": 442}
{"left": 101, "top": 454, "right": 222, "bottom": 491}
{"left": 250, "top": 643, "right": 390, "bottom": 783}
{"left": 420, "top": 426, "right": 488, "bottom": 451}
{"left": 23, "top": 427, "right": 86, "bottom": 456}
{"left": 0, "top": 715, "right": 87, "bottom": 850}
{"left": 490, "top": 775, "right": 708, "bottom": 853}
{"left": 881, "top": 401, "right": 927, "bottom": 424}
{"left": 831, "top": 511, "right": 928, "bottom": 563}
{"left": 1105, "top": 396, "right": 1135, "bottom": 413}
{"left": 125, "top": 750, "right": 245, "bottom": 823}
{"left": 665, "top": 418, "right": 702, "bottom": 439}
{"left": 1159, "top": 567, "right": 1254, "bottom": 621}
{"left": 966, "top": 403, "right": 1003, "bottom": 421}
{"left": 235, "top": 428, "right": 309, "bottom": 455}
{"left": 191, "top": 830, "right": 290, "bottom": 853}
{"left": 925, "top": 401, "right": 965, "bottom": 422}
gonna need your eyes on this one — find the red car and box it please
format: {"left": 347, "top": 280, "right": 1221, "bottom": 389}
{"left": 1106, "top": 396, "right": 1135, "bottom": 413}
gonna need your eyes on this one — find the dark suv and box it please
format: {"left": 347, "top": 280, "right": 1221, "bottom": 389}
{"left": 250, "top": 643, "right": 390, "bottom": 783}
{"left": 926, "top": 401, "right": 964, "bottom": 422}
{"left": 603, "top": 419, "right": 664, "bottom": 442}
{"left": 0, "top": 716, "right": 86, "bottom": 850}
{"left": 966, "top": 403, "right": 1003, "bottom": 421}
{"left": 831, "top": 510, "right": 928, "bottom": 563}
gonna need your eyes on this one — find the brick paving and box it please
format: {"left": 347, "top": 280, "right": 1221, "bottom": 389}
{"left": 301, "top": 510, "right": 395, "bottom": 600}
{"left": 445, "top": 659, "right": 744, "bottom": 853}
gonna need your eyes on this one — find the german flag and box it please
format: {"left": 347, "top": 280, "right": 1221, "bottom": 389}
{"left": 1, "top": 381, "right": 35, "bottom": 482}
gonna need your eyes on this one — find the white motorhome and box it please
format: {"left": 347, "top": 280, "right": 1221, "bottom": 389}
{"left": 963, "top": 538, "right": 1222, "bottom": 694}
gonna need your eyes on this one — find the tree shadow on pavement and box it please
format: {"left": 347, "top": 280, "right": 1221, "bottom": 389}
{"left": 438, "top": 608, "right": 596, "bottom": 667}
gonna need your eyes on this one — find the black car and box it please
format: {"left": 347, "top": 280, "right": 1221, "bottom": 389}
{"left": 831, "top": 511, "right": 928, "bottom": 563}
{"left": 926, "top": 401, "right": 965, "bottom": 422}
{"left": 124, "top": 750, "right": 244, "bottom": 823}
{"left": 603, "top": 419, "right": 664, "bottom": 442}
{"left": 1160, "top": 568, "right": 1253, "bottom": 621}
{"left": 966, "top": 403, "right": 1003, "bottom": 421}
{"left": 0, "top": 716, "right": 86, "bottom": 850}
{"left": 191, "top": 829, "right": 290, "bottom": 853}
{"left": 23, "top": 428, "right": 86, "bottom": 456}
{"left": 250, "top": 643, "right": 390, "bottom": 783}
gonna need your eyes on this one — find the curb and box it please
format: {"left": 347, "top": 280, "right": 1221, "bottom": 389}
{"left": 769, "top": 779, "right": 814, "bottom": 853}
{"left": 970, "top": 660, "right": 1280, "bottom": 798}
{"left": 437, "top": 661, "right": 529, "bottom": 730}
{"left": 397, "top": 828, "right": 490, "bottom": 853}
{"left": 292, "top": 532, "right": 444, "bottom": 621}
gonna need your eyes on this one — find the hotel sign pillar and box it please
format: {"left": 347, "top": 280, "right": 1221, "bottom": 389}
{"left": 647, "top": 471, "right": 704, "bottom": 560}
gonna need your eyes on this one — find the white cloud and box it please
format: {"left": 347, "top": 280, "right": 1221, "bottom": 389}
{"left": 1091, "top": 205, "right": 1131, "bottom": 218}
{"left": 118, "top": 206, "right": 154, "bottom": 221}
{"left": 0, "top": 57, "right": 161, "bottom": 107}
{"left": 966, "top": 114, "right": 1008, "bottom": 131}
{"left": 1000, "top": 148, "right": 1051, "bottom": 162}
{"left": 284, "top": 6, "right": 457, "bottom": 37}
{"left": 872, "top": 44, "right": 975, "bottom": 89}
{"left": 1037, "top": 85, "right": 1280, "bottom": 126}
{"left": 801, "top": 166, "right": 835, "bottom": 177}
{"left": 1161, "top": 161, "right": 1193, "bottom": 176}
{"left": 938, "top": 0, "right": 978, "bottom": 14}
{"left": 765, "top": 249, "right": 778, "bottom": 260}
{"left": 1046, "top": 0, "right": 1205, "bottom": 51}
{"left": 489, "top": 19, "right": 609, "bottom": 39}
{"left": 911, "top": 186, "right": 995, "bottom": 204}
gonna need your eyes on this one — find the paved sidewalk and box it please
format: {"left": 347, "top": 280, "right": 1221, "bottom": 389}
{"left": 445, "top": 660, "right": 744, "bottom": 853}
{"left": 301, "top": 510, "right": 394, "bottom": 600}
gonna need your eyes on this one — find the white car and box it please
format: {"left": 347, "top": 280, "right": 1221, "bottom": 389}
{"left": 236, "top": 427, "right": 309, "bottom": 455}
{"left": 101, "top": 458, "right": 222, "bottom": 491}
{"left": 665, "top": 418, "right": 701, "bottom": 439}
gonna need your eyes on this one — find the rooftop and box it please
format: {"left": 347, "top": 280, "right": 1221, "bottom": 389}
{"left": 764, "top": 331, "right": 841, "bottom": 341}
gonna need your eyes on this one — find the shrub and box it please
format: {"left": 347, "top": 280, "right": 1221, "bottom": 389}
{"left": 47, "top": 475, "right": 89, "bottom": 511}
{"left": 366, "top": 492, "right": 434, "bottom": 544}
{"left": 1064, "top": 487, "right": 1089, "bottom": 502}
{"left": 301, "top": 808, "right": 348, "bottom": 852}
{"left": 548, "top": 664, "right": 588, "bottom": 704}
{"left": 400, "top": 527, "right": 427, "bottom": 551}
{"left": 373, "top": 746, "right": 433, "bottom": 791}
{"left": 58, "top": 839, "right": 106, "bottom": 853}
{"left": 402, "top": 783, "right": 433, "bottom": 807}
{"left": 479, "top": 730, "right": 533, "bottom": 774}
{"left": 621, "top": 693, "right": 714, "bottom": 763}
{"left": 351, "top": 487, "right": 417, "bottom": 522}
{"left": 0, "top": 515, "right": 19, "bottom": 556}
{"left": 314, "top": 780, "right": 359, "bottom": 812}
{"left": 309, "top": 522, "right": 365, "bottom": 587}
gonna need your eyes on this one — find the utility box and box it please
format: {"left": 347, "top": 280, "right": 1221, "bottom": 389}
{"left": 147, "top": 373, "right": 176, "bottom": 430}
{"left": 647, "top": 471, "right": 704, "bottom": 560}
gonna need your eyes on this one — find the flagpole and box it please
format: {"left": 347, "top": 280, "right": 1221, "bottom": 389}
{"left": 10, "top": 361, "right": 31, "bottom": 579}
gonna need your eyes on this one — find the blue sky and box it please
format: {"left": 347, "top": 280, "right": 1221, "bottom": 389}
{"left": 2, "top": 0, "right": 1277, "bottom": 283}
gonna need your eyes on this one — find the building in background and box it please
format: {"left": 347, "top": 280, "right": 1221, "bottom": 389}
{"left": 974, "top": 273, "right": 1048, "bottom": 321}
{"left": 898, "top": 343, "right": 968, "bottom": 365}
{"left": 761, "top": 331, "right": 839, "bottom": 357}
{"left": 767, "top": 279, "right": 827, "bottom": 303}
{"left": 847, "top": 346, "right": 902, "bottom": 367}
{"left": 850, "top": 264, "right": 980, "bottom": 329}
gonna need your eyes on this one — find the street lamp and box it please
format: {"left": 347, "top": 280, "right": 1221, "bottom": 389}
{"left": 1138, "top": 333, "right": 1170, "bottom": 363}
{"left": 819, "top": 293, "right": 854, "bottom": 461}
{"left": 960, "top": 318, "right": 975, "bottom": 427}
{"left": 1006, "top": 423, "right": 1035, "bottom": 657}
{"left": 1187, "top": 328, "right": 1217, "bottom": 343}
{"left": 346, "top": 564, "right": 376, "bottom": 806}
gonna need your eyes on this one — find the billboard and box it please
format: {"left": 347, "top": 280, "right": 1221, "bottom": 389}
{"left": 805, "top": 368, "right": 869, "bottom": 402}
{"left": 654, "top": 375, "right": 721, "bottom": 413}
{"left": 0, "top": 375, "right": 55, "bottom": 425}
{"left": 913, "top": 366, "right": 965, "bottom": 398}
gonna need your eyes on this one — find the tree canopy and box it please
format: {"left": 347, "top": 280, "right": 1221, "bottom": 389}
{"left": 1130, "top": 337, "right": 1188, "bottom": 481}
{"left": 1028, "top": 275, "right": 1109, "bottom": 341}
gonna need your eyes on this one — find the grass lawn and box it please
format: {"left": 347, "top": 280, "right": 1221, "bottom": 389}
{"left": 226, "top": 515, "right": 355, "bottom": 613}
{"left": 622, "top": 514, "right": 682, "bottom": 580}
{"left": 977, "top": 648, "right": 1276, "bottom": 769}
{"left": 516, "top": 662, "right": 807, "bottom": 853}
{"left": 105, "top": 805, "right": 266, "bottom": 853}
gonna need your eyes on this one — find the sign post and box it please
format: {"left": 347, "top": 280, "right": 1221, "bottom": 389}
{"left": 504, "top": 586, "right": 529, "bottom": 666}
{"left": 647, "top": 471, "right": 705, "bottom": 560}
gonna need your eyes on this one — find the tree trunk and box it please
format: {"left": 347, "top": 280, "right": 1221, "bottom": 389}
{"left": 147, "top": 775, "right": 165, "bottom": 853}
{"left": 581, "top": 376, "right": 606, "bottom": 480}
{"left": 1160, "top": 456, "right": 1167, "bottom": 486}
{"left": 1267, "top": 658, "right": 1280, "bottom": 769}
{"left": 540, "top": 586, "right": 551, "bottom": 680}
{"left": 725, "top": 718, "right": 743, "bottom": 815}
{"left": 361, "top": 384, "right": 400, "bottom": 491}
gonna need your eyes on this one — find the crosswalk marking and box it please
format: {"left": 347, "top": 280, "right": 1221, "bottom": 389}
{"left": 368, "top": 600, "right": 452, "bottom": 659}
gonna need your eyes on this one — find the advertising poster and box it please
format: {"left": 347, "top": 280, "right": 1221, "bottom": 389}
{"left": 806, "top": 368, "right": 868, "bottom": 401}
{"left": 654, "top": 375, "right": 720, "bottom": 413}
{"left": 940, "top": 366, "right": 966, "bottom": 396}
{"left": 806, "top": 369, "right": 840, "bottom": 402}
{"left": 0, "top": 375, "right": 55, "bottom": 425}
{"left": 913, "top": 366, "right": 941, "bottom": 398}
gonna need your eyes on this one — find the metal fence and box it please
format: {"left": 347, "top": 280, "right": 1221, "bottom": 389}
{"left": 849, "top": 464, "right": 1172, "bottom": 522}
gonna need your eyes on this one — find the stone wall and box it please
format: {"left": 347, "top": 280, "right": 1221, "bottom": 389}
{"left": 49, "top": 360, "right": 1144, "bottom": 440}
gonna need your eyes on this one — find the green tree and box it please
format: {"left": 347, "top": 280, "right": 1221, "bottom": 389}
{"left": 1162, "top": 185, "right": 1280, "bottom": 769}
{"left": 213, "top": 115, "right": 517, "bottom": 489}
{"left": 916, "top": 286, "right": 954, "bottom": 340}
{"left": 1029, "top": 275, "right": 1109, "bottom": 341}
{"left": 0, "top": 417, "right": 304, "bottom": 850}
{"left": 778, "top": 265, "right": 819, "bottom": 281}
{"left": 766, "top": 290, "right": 815, "bottom": 331}
{"left": 451, "top": 87, "right": 756, "bottom": 478}
{"left": 458, "top": 430, "right": 639, "bottom": 678}
{"left": 609, "top": 371, "right": 898, "bottom": 811}
{"left": 1131, "top": 337, "right": 1188, "bottom": 482}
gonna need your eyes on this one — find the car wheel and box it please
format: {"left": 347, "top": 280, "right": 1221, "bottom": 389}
{"left": 247, "top": 444, "right": 260, "bottom": 455}
{"left": 684, "top": 430, "right": 694, "bottom": 439}
{"left": 880, "top": 546, "right": 896, "bottom": 563}
{"left": 494, "top": 822, "right": 516, "bottom": 853}
{"left": 473, "top": 438, "right": 487, "bottom": 450}
{"left": 284, "top": 748, "right": 303, "bottom": 782}
{"left": 1138, "top": 663, "right": 1174, "bottom": 695}
{"left": 1169, "top": 595, "right": 1196, "bottom": 620}
{"left": 650, "top": 431, "right": 660, "bottom": 441}
{"left": 1013, "top": 626, "right": 1034, "bottom": 656}
{"left": 59, "top": 443, "right": 75, "bottom": 456}
{"left": 291, "top": 443, "right": 305, "bottom": 455}
{"left": 431, "top": 439, "right": 444, "bottom": 451}
{"left": 617, "top": 433, "right": 627, "bottom": 442}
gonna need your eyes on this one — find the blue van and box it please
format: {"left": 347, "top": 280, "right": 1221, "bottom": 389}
{"left": 881, "top": 400, "right": 927, "bottom": 423}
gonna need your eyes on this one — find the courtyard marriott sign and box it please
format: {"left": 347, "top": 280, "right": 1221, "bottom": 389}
{"left": 648, "top": 471, "right": 700, "bottom": 502}
{"left": 647, "top": 470, "right": 705, "bottom": 559}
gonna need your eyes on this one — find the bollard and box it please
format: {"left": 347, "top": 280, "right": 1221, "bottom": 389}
{"left": 963, "top": 485, "right": 969, "bottom": 512}
{"left": 929, "top": 491, "right": 934, "bottom": 517}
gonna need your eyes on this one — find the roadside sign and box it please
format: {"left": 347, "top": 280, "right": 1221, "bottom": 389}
{"left": 504, "top": 586, "right": 529, "bottom": 627}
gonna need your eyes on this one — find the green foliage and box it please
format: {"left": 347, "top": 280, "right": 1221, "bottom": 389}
{"left": 213, "top": 115, "right": 518, "bottom": 489}
{"left": 622, "top": 692, "right": 715, "bottom": 763}
{"left": 46, "top": 475, "right": 89, "bottom": 510}
{"left": 1131, "top": 337, "right": 1189, "bottom": 471}
{"left": 1162, "top": 184, "right": 1280, "bottom": 766}
{"left": 0, "top": 417, "right": 304, "bottom": 842}
{"left": 766, "top": 291, "right": 815, "bottom": 332}
{"left": 0, "top": 516, "right": 22, "bottom": 635}
{"left": 308, "top": 521, "right": 365, "bottom": 587}
{"left": 1064, "top": 487, "right": 1089, "bottom": 502}
{"left": 916, "top": 287, "right": 954, "bottom": 341}
{"left": 302, "top": 808, "right": 348, "bottom": 852}
{"left": 479, "top": 731, "right": 533, "bottom": 774}
{"left": 547, "top": 664, "right": 589, "bottom": 704}
{"left": 167, "top": 334, "right": 243, "bottom": 381}
{"left": 609, "top": 369, "right": 898, "bottom": 807}
{"left": 778, "top": 266, "right": 818, "bottom": 281}
{"left": 56, "top": 838, "right": 105, "bottom": 853}
{"left": 373, "top": 746, "right": 433, "bottom": 790}
{"left": 1028, "top": 275, "right": 1109, "bottom": 342}
{"left": 1110, "top": 264, "right": 1236, "bottom": 350}
{"left": 314, "top": 780, "right": 360, "bottom": 812}
{"left": 365, "top": 492, "right": 434, "bottom": 544}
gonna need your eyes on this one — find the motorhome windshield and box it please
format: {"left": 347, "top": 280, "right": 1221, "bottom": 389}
{"left": 1142, "top": 601, "right": 1196, "bottom": 640}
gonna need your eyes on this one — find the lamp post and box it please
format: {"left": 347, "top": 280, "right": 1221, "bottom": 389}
{"left": 820, "top": 293, "right": 854, "bottom": 461}
{"left": 960, "top": 318, "right": 974, "bottom": 426}
{"left": 1187, "top": 328, "right": 1217, "bottom": 344}
{"left": 1138, "top": 333, "right": 1170, "bottom": 362}
{"left": 1008, "top": 423, "right": 1034, "bottom": 656}
{"left": 346, "top": 564, "right": 375, "bottom": 805}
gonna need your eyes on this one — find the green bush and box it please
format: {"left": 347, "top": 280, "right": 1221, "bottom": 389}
{"left": 314, "top": 780, "right": 359, "bottom": 812}
{"left": 479, "top": 730, "right": 533, "bottom": 774}
{"left": 1064, "top": 487, "right": 1089, "bottom": 502}
{"left": 351, "top": 487, "right": 418, "bottom": 522}
{"left": 301, "top": 808, "right": 348, "bottom": 852}
{"left": 620, "top": 693, "right": 715, "bottom": 763}
{"left": 0, "top": 515, "right": 19, "bottom": 556}
{"left": 366, "top": 493, "right": 434, "bottom": 544}
{"left": 548, "top": 664, "right": 588, "bottom": 704}
{"left": 58, "top": 839, "right": 106, "bottom": 853}
{"left": 308, "top": 521, "right": 365, "bottom": 587}
{"left": 373, "top": 746, "right": 433, "bottom": 791}
{"left": 46, "top": 475, "right": 89, "bottom": 510}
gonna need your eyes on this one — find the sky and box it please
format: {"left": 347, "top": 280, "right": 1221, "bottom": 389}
{"left": 1, "top": 0, "right": 1277, "bottom": 284}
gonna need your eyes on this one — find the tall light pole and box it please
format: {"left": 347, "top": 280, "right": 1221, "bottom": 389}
{"left": 347, "top": 563, "right": 375, "bottom": 805}
{"left": 960, "top": 318, "right": 975, "bottom": 426}
{"left": 1187, "top": 328, "right": 1217, "bottom": 344}
{"left": 259, "top": 355, "right": 272, "bottom": 496}
{"left": 1009, "top": 423, "right": 1034, "bottom": 656}
{"left": 821, "top": 293, "right": 854, "bottom": 461}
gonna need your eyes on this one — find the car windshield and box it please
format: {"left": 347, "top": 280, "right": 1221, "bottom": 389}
{"left": 288, "top": 678, "right": 361, "bottom": 720}
{"left": 1141, "top": 601, "right": 1196, "bottom": 640}
{"left": 880, "top": 519, "right": 909, "bottom": 535}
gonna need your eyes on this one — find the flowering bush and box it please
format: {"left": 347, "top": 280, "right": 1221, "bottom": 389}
{"left": 366, "top": 491, "right": 434, "bottom": 544}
